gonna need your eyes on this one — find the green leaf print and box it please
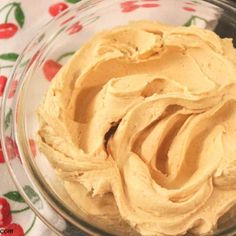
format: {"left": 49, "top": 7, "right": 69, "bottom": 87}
{"left": 14, "top": 4, "right": 25, "bottom": 28}
{"left": 65, "top": 0, "right": 82, "bottom": 3}
{"left": 0, "top": 53, "right": 19, "bottom": 61}
{"left": 4, "top": 191, "right": 25, "bottom": 203}
{"left": 23, "top": 185, "right": 40, "bottom": 204}
{"left": 5, "top": 109, "right": 12, "bottom": 130}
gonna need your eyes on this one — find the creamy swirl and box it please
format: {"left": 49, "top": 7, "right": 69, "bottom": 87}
{"left": 38, "top": 21, "right": 236, "bottom": 236}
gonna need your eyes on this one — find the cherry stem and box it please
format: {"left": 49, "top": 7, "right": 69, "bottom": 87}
{"left": 25, "top": 214, "right": 36, "bottom": 235}
{"left": 56, "top": 51, "right": 75, "bottom": 62}
{"left": 0, "top": 3, "right": 13, "bottom": 14}
{"left": 0, "top": 65, "right": 14, "bottom": 69}
{"left": 0, "top": 2, "right": 19, "bottom": 15}
{"left": 4, "top": 4, "right": 16, "bottom": 23}
{"left": 11, "top": 206, "right": 30, "bottom": 213}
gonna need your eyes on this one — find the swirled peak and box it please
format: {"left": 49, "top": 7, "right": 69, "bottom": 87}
{"left": 38, "top": 20, "right": 236, "bottom": 236}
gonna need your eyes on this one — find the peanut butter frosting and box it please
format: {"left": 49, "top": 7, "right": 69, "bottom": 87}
{"left": 38, "top": 20, "right": 236, "bottom": 236}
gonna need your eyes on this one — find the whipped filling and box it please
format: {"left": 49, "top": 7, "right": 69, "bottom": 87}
{"left": 38, "top": 21, "right": 236, "bottom": 236}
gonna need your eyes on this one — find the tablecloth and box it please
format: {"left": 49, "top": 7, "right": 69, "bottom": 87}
{"left": 0, "top": 0, "right": 221, "bottom": 235}
{"left": 0, "top": 1, "right": 82, "bottom": 235}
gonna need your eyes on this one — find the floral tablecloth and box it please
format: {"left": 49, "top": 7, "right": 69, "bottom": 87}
{"left": 0, "top": 0, "right": 221, "bottom": 235}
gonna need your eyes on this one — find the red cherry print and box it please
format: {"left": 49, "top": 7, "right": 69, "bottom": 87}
{"left": 183, "top": 6, "right": 196, "bottom": 12}
{"left": 0, "top": 198, "right": 12, "bottom": 227}
{"left": 0, "top": 142, "right": 4, "bottom": 163}
{"left": 15, "top": 143, "right": 21, "bottom": 163}
{"left": 121, "top": 1, "right": 138, "bottom": 7}
{"left": 0, "top": 75, "right": 7, "bottom": 96}
{"left": 6, "top": 137, "right": 15, "bottom": 160}
{"left": 28, "top": 51, "right": 40, "bottom": 68}
{"left": 61, "top": 16, "right": 75, "bottom": 26}
{"left": 43, "top": 60, "right": 62, "bottom": 81}
{"left": 4, "top": 223, "right": 24, "bottom": 236}
{"left": 29, "top": 139, "right": 37, "bottom": 157}
{"left": 67, "top": 21, "right": 83, "bottom": 35}
{"left": 0, "top": 23, "right": 18, "bottom": 39}
{"left": 5, "top": 137, "right": 14, "bottom": 160}
{"left": 8, "top": 80, "right": 18, "bottom": 99}
{"left": 49, "top": 2, "right": 69, "bottom": 17}
{"left": 141, "top": 3, "right": 160, "bottom": 8}
{"left": 121, "top": 1, "right": 140, "bottom": 12}
{"left": 122, "top": 5, "right": 139, "bottom": 12}
{"left": 185, "top": 2, "right": 196, "bottom": 5}
{"left": 5, "top": 137, "right": 20, "bottom": 162}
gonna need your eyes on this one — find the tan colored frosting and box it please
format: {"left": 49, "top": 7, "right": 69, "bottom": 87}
{"left": 38, "top": 20, "right": 236, "bottom": 236}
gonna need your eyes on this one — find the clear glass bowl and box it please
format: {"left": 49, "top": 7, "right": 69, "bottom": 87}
{"left": 1, "top": 0, "right": 236, "bottom": 235}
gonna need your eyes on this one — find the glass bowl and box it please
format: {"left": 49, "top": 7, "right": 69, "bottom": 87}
{"left": 1, "top": 0, "right": 236, "bottom": 235}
